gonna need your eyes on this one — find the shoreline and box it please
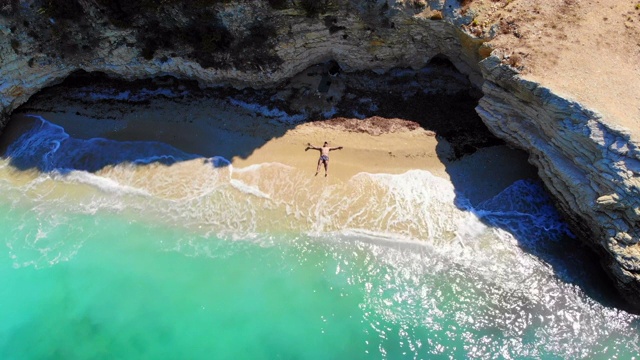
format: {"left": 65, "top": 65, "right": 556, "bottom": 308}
{"left": 4, "top": 89, "right": 539, "bottom": 204}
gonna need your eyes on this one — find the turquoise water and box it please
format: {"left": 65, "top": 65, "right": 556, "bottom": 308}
{"left": 0, "top": 211, "right": 374, "bottom": 359}
{"left": 0, "top": 117, "right": 639, "bottom": 359}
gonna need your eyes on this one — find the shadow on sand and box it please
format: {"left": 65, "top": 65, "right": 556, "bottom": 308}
{"left": 435, "top": 140, "right": 630, "bottom": 311}
{"left": 2, "top": 59, "right": 498, "bottom": 173}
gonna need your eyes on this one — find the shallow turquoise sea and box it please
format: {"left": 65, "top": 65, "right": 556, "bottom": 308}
{"left": 0, "top": 116, "right": 639, "bottom": 359}
{"left": 1, "top": 197, "right": 639, "bottom": 359}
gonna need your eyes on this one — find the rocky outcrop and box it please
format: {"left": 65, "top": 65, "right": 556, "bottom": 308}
{"left": 0, "top": 0, "right": 484, "bottom": 128}
{"left": 1, "top": 0, "right": 640, "bottom": 309}
{"left": 477, "top": 56, "right": 640, "bottom": 309}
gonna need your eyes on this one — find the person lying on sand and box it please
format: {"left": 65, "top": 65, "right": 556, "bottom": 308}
{"left": 305, "top": 141, "right": 343, "bottom": 177}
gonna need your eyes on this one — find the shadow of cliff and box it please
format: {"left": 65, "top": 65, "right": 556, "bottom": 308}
{"left": 2, "top": 60, "right": 498, "bottom": 174}
{"left": 435, "top": 138, "right": 631, "bottom": 311}
{"left": 0, "top": 113, "right": 206, "bottom": 174}
{"left": 0, "top": 70, "right": 270, "bottom": 173}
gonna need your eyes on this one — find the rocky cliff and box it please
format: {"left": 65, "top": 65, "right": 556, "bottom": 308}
{"left": 477, "top": 56, "right": 640, "bottom": 309}
{"left": 1, "top": 0, "right": 639, "bottom": 310}
{"left": 0, "top": 0, "right": 483, "bottom": 127}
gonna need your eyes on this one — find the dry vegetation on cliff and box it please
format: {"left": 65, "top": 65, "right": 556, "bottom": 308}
{"left": 461, "top": 0, "right": 640, "bottom": 134}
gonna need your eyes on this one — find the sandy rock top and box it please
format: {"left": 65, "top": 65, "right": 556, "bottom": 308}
{"left": 465, "top": 0, "right": 640, "bottom": 136}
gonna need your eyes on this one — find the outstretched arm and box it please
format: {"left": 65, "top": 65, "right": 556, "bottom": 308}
{"left": 305, "top": 143, "right": 321, "bottom": 151}
{"left": 329, "top": 146, "right": 343, "bottom": 151}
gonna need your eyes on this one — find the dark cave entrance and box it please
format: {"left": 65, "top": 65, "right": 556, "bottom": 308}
{"left": 9, "top": 56, "right": 504, "bottom": 161}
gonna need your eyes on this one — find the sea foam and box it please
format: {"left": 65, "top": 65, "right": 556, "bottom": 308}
{"left": 1, "top": 116, "right": 572, "bottom": 255}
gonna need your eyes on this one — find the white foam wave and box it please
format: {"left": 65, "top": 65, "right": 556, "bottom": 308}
{"left": 0, "top": 156, "right": 570, "bottom": 252}
{"left": 227, "top": 98, "right": 307, "bottom": 124}
{"left": 0, "top": 157, "right": 574, "bottom": 292}
{"left": 338, "top": 170, "right": 477, "bottom": 243}
{"left": 56, "top": 171, "right": 151, "bottom": 197}
{"left": 229, "top": 179, "right": 271, "bottom": 199}
{"left": 7, "top": 114, "right": 200, "bottom": 174}
{"left": 233, "top": 162, "right": 295, "bottom": 173}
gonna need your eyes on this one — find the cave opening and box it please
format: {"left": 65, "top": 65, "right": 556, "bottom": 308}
{"left": 7, "top": 57, "right": 505, "bottom": 162}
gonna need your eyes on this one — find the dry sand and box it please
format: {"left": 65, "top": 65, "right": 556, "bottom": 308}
{"left": 231, "top": 120, "right": 447, "bottom": 180}
{"left": 464, "top": 0, "right": 640, "bottom": 134}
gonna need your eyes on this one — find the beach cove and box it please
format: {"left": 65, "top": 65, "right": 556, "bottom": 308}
{"left": 1, "top": 0, "right": 640, "bottom": 357}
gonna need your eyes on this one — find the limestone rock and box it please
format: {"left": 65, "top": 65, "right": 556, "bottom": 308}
{"left": 477, "top": 55, "right": 640, "bottom": 309}
{"left": 0, "top": 0, "right": 483, "bottom": 126}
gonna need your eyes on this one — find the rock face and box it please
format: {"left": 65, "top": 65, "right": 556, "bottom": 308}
{"left": 0, "top": 0, "right": 483, "bottom": 127}
{"left": 477, "top": 56, "right": 640, "bottom": 309}
{"left": 1, "top": 0, "right": 640, "bottom": 309}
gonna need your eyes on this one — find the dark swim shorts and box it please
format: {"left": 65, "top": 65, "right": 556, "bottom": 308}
{"left": 320, "top": 155, "right": 329, "bottom": 162}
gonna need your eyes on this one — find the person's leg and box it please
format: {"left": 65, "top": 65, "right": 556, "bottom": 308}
{"left": 315, "top": 158, "right": 322, "bottom": 176}
{"left": 324, "top": 160, "right": 329, "bottom": 176}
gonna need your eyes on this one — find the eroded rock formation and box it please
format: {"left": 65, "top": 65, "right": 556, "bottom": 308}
{"left": 478, "top": 56, "right": 640, "bottom": 309}
{"left": 1, "top": 0, "right": 639, "bottom": 310}
{"left": 0, "top": 0, "right": 483, "bottom": 126}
